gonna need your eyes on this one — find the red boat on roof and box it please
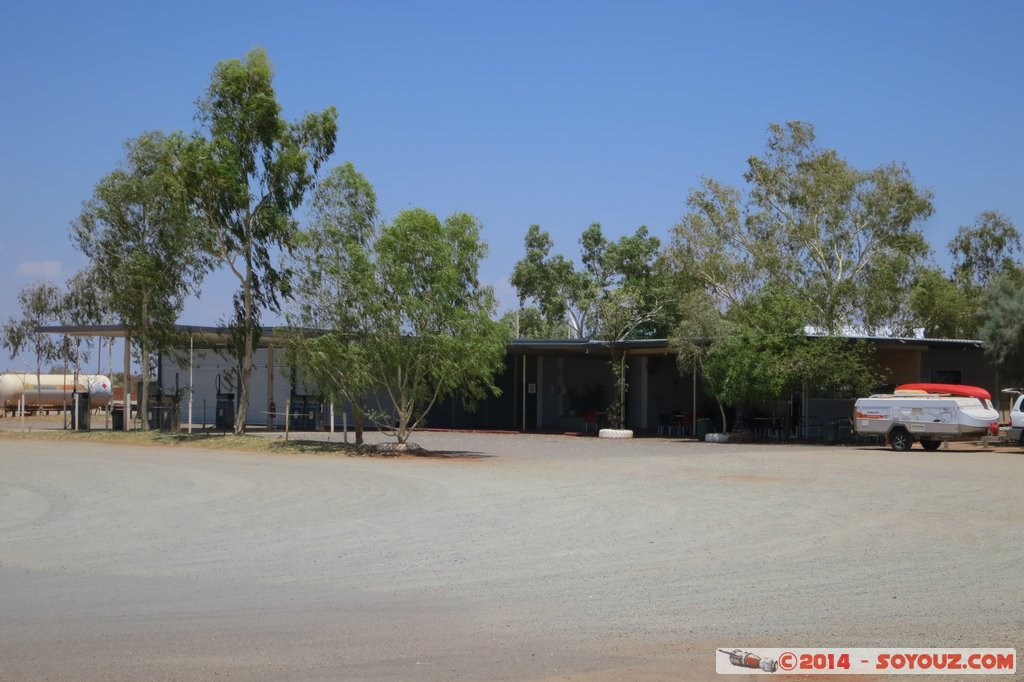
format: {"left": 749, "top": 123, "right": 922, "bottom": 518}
{"left": 895, "top": 383, "right": 991, "bottom": 401}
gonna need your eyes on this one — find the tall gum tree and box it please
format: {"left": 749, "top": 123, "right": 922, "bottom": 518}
{"left": 186, "top": 48, "right": 337, "bottom": 434}
{"left": 72, "top": 131, "right": 207, "bottom": 427}
{"left": 511, "top": 223, "right": 674, "bottom": 427}
{"left": 672, "top": 121, "right": 934, "bottom": 335}
{"left": 290, "top": 191, "right": 508, "bottom": 445}
{"left": 2, "top": 283, "right": 62, "bottom": 407}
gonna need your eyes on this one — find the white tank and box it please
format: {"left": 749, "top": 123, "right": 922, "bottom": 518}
{"left": 0, "top": 373, "right": 113, "bottom": 408}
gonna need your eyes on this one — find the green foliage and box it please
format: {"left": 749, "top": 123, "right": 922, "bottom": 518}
{"left": 909, "top": 267, "right": 980, "bottom": 339}
{"left": 910, "top": 212, "right": 1021, "bottom": 339}
{"left": 3, "top": 284, "right": 62, "bottom": 403}
{"left": 500, "top": 307, "right": 570, "bottom": 339}
{"left": 510, "top": 224, "right": 591, "bottom": 336}
{"left": 289, "top": 168, "right": 508, "bottom": 444}
{"left": 511, "top": 222, "right": 675, "bottom": 427}
{"left": 950, "top": 211, "right": 1022, "bottom": 288}
{"left": 185, "top": 48, "right": 337, "bottom": 434}
{"left": 978, "top": 273, "right": 1024, "bottom": 379}
{"left": 72, "top": 131, "right": 205, "bottom": 333}
{"left": 671, "top": 121, "right": 934, "bottom": 335}
{"left": 72, "top": 130, "right": 209, "bottom": 428}
{"left": 510, "top": 223, "right": 674, "bottom": 340}
{"left": 58, "top": 268, "right": 109, "bottom": 376}
{"left": 672, "top": 288, "right": 880, "bottom": 431}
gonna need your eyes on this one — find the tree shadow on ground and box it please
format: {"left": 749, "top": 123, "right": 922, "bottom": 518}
{"left": 412, "top": 450, "right": 494, "bottom": 460}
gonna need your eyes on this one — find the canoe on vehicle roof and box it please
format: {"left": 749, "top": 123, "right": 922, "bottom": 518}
{"left": 894, "top": 383, "right": 991, "bottom": 401}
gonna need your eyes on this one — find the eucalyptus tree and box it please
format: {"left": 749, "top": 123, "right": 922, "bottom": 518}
{"left": 511, "top": 222, "right": 674, "bottom": 427}
{"left": 671, "top": 121, "right": 934, "bottom": 335}
{"left": 72, "top": 131, "right": 207, "bottom": 428}
{"left": 2, "top": 283, "right": 62, "bottom": 407}
{"left": 950, "top": 211, "right": 1022, "bottom": 288}
{"left": 290, "top": 178, "right": 508, "bottom": 444}
{"left": 185, "top": 48, "right": 337, "bottom": 434}
{"left": 668, "top": 122, "right": 918, "bottom": 423}
{"left": 911, "top": 212, "right": 1021, "bottom": 339}
{"left": 288, "top": 162, "right": 379, "bottom": 443}
{"left": 58, "top": 267, "right": 109, "bottom": 378}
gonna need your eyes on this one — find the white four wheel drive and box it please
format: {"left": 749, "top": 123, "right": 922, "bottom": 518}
{"left": 1004, "top": 388, "right": 1024, "bottom": 445}
{"left": 854, "top": 384, "right": 999, "bottom": 451}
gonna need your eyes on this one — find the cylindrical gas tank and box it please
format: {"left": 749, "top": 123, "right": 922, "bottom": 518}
{"left": 0, "top": 373, "right": 113, "bottom": 408}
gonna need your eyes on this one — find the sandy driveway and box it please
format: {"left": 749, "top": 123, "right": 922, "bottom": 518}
{"left": 1, "top": 432, "right": 1022, "bottom": 680}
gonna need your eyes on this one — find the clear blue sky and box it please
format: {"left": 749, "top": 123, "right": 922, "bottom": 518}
{"left": 1, "top": 0, "right": 1022, "bottom": 352}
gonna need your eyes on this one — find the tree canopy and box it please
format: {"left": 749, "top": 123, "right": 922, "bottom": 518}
{"left": 289, "top": 167, "right": 508, "bottom": 444}
{"left": 185, "top": 47, "right": 337, "bottom": 434}
{"left": 71, "top": 131, "right": 207, "bottom": 424}
{"left": 671, "top": 121, "right": 934, "bottom": 336}
{"left": 667, "top": 122, "right": 918, "bottom": 424}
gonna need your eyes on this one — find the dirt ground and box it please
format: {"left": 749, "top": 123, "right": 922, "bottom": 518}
{"left": 1, "top": 424, "right": 1022, "bottom": 680}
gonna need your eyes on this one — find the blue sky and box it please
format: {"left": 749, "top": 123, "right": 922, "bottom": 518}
{"left": 1, "top": 0, "right": 1022, "bottom": 356}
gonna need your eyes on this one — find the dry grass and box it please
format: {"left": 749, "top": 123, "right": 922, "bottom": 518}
{"left": 0, "top": 428, "right": 379, "bottom": 457}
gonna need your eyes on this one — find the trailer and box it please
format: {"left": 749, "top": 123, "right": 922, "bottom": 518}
{"left": 854, "top": 384, "right": 999, "bottom": 451}
{"left": 0, "top": 373, "right": 113, "bottom": 415}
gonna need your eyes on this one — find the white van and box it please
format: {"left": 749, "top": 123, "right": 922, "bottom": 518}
{"left": 1004, "top": 389, "right": 1024, "bottom": 444}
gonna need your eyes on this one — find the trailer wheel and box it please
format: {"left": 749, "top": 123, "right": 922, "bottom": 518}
{"left": 920, "top": 439, "right": 941, "bottom": 451}
{"left": 889, "top": 427, "right": 913, "bottom": 452}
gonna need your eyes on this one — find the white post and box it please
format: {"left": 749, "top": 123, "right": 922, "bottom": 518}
{"left": 73, "top": 391, "right": 79, "bottom": 432}
{"left": 330, "top": 403, "right": 335, "bottom": 434}
{"left": 187, "top": 335, "right": 194, "bottom": 434}
{"left": 285, "top": 398, "right": 290, "bottom": 442}
{"left": 20, "top": 395, "right": 25, "bottom": 432}
{"left": 123, "top": 334, "right": 132, "bottom": 432}
{"left": 107, "top": 336, "right": 113, "bottom": 430}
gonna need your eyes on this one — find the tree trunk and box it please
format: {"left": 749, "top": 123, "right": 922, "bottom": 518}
{"left": 717, "top": 398, "right": 728, "bottom": 434}
{"left": 354, "top": 403, "right": 365, "bottom": 445}
{"left": 140, "top": 342, "right": 150, "bottom": 431}
{"left": 234, "top": 271, "right": 253, "bottom": 436}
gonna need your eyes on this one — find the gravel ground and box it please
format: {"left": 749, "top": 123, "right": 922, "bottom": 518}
{"left": 1, "top": 427, "right": 1022, "bottom": 680}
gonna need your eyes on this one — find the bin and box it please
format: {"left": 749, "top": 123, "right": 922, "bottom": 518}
{"left": 696, "top": 417, "right": 712, "bottom": 440}
{"left": 70, "top": 391, "right": 91, "bottom": 431}
{"left": 822, "top": 421, "right": 838, "bottom": 445}
{"left": 216, "top": 393, "right": 235, "bottom": 431}
{"left": 111, "top": 406, "right": 124, "bottom": 430}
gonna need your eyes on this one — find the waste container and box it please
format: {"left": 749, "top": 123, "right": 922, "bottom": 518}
{"left": 147, "top": 402, "right": 161, "bottom": 430}
{"left": 70, "top": 391, "right": 91, "bottom": 431}
{"left": 290, "top": 396, "right": 321, "bottom": 431}
{"left": 216, "top": 393, "right": 235, "bottom": 431}
{"left": 822, "top": 421, "right": 838, "bottom": 445}
{"left": 111, "top": 406, "right": 124, "bottom": 430}
{"left": 696, "top": 417, "right": 712, "bottom": 440}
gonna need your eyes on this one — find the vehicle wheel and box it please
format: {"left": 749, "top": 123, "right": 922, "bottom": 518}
{"left": 920, "top": 439, "right": 941, "bottom": 451}
{"left": 889, "top": 427, "right": 913, "bottom": 452}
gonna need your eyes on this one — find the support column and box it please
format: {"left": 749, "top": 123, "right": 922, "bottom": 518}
{"left": 557, "top": 357, "right": 564, "bottom": 423}
{"left": 639, "top": 356, "right": 649, "bottom": 431}
{"left": 521, "top": 354, "right": 526, "bottom": 432}
{"left": 187, "top": 335, "right": 194, "bottom": 434}
{"left": 536, "top": 356, "right": 543, "bottom": 430}
{"left": 267, "top": 343, "right": 275, "bottom": 429}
